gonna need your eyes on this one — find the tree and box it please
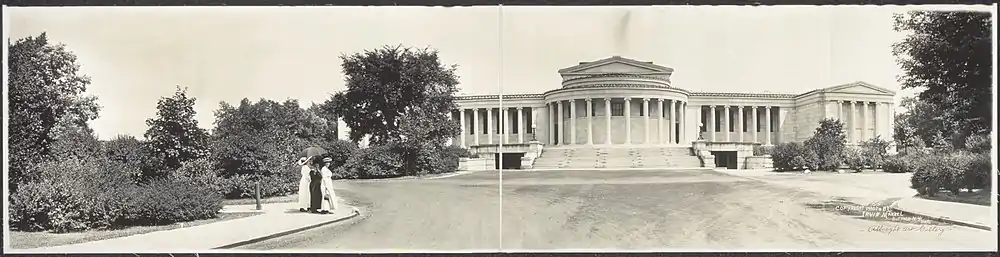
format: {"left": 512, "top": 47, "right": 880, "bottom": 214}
{"left": 893, "top": 96, "right": 948, "bottom": 148}
{"left": 892, "top": 11, "right": 993, "bottom": 140}
{"left": 395, "top": 102, "right": 462, "bottom": 176}
{"left": 101, "top": 134, "right": 156, "bottom": 182}
{"left": 329, "top": 45, "right": 461, "bottom": 146}
{"left": 804, "top": 119, "right": 848, "bottom": 171}
{"left": 7, "top": 33, "right": 100, "bottom": 188}
{"left": 144, "top": 86, "right": 210, "bottom": 176}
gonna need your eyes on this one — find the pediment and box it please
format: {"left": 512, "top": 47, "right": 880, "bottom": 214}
{"left": 821, "top": 81, "right": 895, "bottom": 96}
{"left": 558, "top": 56, "right": 673, "bottom": 74}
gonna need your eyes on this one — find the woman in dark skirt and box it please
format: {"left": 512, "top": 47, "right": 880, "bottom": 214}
{"left": 308, "top": 158, "right": 324, "bottom": 212}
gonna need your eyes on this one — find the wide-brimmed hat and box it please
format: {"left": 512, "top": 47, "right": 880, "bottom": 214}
{"left": 296, "top": 157, "right": 309, "bottom": 166}
{"left": 322, "top": 157, "right": 333, "bottom": 162}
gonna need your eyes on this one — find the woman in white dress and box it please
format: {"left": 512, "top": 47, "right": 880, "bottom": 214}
{"left": 318, "top": 157, "right": 339, "bottom": 213}
{"left": 297, "top": 156, "right": 312, "bottom": 212}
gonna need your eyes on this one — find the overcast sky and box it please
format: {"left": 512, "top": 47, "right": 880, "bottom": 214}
{"left": 5, "top": 5, "right": 994, "bottom": 139}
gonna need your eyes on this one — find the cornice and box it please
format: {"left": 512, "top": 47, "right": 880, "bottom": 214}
{"left": 690, "top": 92, "right": 798, "bottom": 99}
{"left": 455, "top": 93, "right": 544, "bottom": 101}
{"left": 544, "top": 83, "right": 692, "bottom": 95}
{"left": 561, "top": 73, "right": 671, "bottom": 83}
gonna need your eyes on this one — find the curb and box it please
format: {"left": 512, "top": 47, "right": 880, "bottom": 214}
{"left": 528, "top": 167, "right": 713, "bottom": 172}
{"left": 212, "top": 207, "right": 362, "bottom": 249}
{"left": 890, "top": 200, "right": 992, "bottom": 231}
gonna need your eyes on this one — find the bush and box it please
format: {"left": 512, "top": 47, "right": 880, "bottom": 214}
{"left": 881, "top": 155, "right": 913, "bottom": 173}
{"left": 339, "top": 145, "right": 405, "bottom": 179}
{"left": 170, "top": 158, "right": 229, "bottom": 197}
{"left": 909, "top": 151, "right": 991, "bottom": 196}
{"left": 9, "top": 157, "right": 224, "bottom": 232}
{"left": 219, "top": 173, "right": 298, "bottom": 199}
{"left": 963, "top": 134, "right": 991, "bottom": 154}
{"left": 803, "top": 119, "right": 847, "bottom": 171}
{"left": 771, "top": 142, "right": 815, "bottom": 171}
{"left": 753, "top": 145, "right": 775, "bottom": 156}
{"left": 860, "top": 136, "right": 890, "bottom": 169}
{"left": 445, "top": 145, "right": 477, "bottom": 158}
{"left": 842, "top": 147, "right": 866, "bottom": 172}
{"left": 121, "top": 179, "right": 223, "bottom": 226}
{"left": 317, "top": 139, "right": 359, "bottom": 169}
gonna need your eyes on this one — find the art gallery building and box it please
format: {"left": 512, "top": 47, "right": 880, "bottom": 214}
{"left": 450, "top": 56, "right": 897, "bottom": 170}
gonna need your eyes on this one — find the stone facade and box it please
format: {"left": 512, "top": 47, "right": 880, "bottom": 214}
{"left": 451, "top": 56, "right": 897, "bottom": 149}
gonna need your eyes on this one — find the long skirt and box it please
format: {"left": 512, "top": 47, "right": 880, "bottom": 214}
{"left": 309, "top": 173, "right": 323, "bottom": 211}
{"left": 297, "top": 176, "right": 311, "bottom": 210}
{"left": 319, "top": 178, "right": 338, "bottom": 212}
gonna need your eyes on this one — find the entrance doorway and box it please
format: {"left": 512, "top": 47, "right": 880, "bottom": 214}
{"left": 710, "top": 151, "right": 738, "bottom": 169}
{"left": 495, "top": 153, "right": 525, "bottom": 170}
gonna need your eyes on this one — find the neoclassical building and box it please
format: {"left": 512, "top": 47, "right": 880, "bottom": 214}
{"left": 450, "top": 56, "right": 897, "bottom": 169}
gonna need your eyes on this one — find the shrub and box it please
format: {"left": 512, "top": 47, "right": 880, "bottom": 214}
{"left": 803, "top": 119, "right": 847, "bottom": 171}
{"left": 963, "top": 134, "right": 991, "bottom": 154}
{"left": 860, "top": 136, "right": 890, "bottom": 169}
{"left": 339, "top": 145, "right": 405, "bottom": 179}
{"left": 9, "top": 157, "right": 224, "bottom": 232}
{"left": 771, "top": 142, "right": 809, "bottom": 171}
{"left": 909, "top": 151, "right": 990, "bottom": 196}
{"left": 445, "top": 145, "right": 477, "bottom": 158}
{"left": 170, "top": 158, "right": 229, "bottom": 197}
{"left": 881, "top": 155, "right": 913, "bottom": 173}
{"left": 753, "top": 145, "right": 775, "bottom": 156}
{"left": 220, "top": 173, "right": 298, "bottom": 199}
{"left": 121, "top": 178, "right": 223, "bottom": 226}
{"left": 318, "top": 139, "right": 359, "bottom": 169}
{"left": 842, "top": 147, "right": 866, "bottom": 172}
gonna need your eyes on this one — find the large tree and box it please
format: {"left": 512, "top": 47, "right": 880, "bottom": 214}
{"left": 893, "top": 96, "right": 949, "bottom": 148}
{"left": 144, "top": 86, "right": 210, "bottom": 175}
{"left": 7, "top": 33, "right": 101, "bottom": 187}
{"left": 329, "top": 45, "right": 461, "bottom": 146}
{"left": 892, "top": 11, "right": 993, "bottom": 140}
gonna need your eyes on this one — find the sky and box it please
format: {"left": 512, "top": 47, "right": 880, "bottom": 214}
{"left": 4, "top": 5, "right": 995, "bottom": 140}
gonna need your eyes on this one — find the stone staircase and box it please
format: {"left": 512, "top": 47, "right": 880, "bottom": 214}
{"left": 532, "top": 146, "right": 703, "bottom": 169}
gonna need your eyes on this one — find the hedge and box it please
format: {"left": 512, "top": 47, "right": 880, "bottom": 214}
{"left": 9, "top": 157, "right": 223, "bottom": 232}
{"left": 910, "top": 151, "right": 990, "bottom": 196}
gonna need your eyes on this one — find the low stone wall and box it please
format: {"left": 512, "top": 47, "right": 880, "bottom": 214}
{"left": 458, "top": 157, "right": 495, "bottom": 171}
{"left": 742, "top": 155, "right": 773, "bottom": 170}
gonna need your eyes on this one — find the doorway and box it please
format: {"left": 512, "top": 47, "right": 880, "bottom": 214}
{"left": 495, "top": 153, "right": 525, "bottom": 170}
{"left": 710, "top": 151, "right": 738, "bottom": 169}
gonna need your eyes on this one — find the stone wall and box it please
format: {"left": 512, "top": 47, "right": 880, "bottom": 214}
{"left": 457, "top": 157, "right": 495, "bottom": 171}
{"left": 742, "top": 156, "right": 773, "bottom": 170}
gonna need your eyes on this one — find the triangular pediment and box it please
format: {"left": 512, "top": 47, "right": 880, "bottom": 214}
{"left": 559, "top": 56, "right": 673, "bottom": 74}
{"left": 821, "top": 81, "right": 896, "bottom": 96}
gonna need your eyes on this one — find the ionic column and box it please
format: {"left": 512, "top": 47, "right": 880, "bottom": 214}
{"left": 586, "top": 99, "right": 594, "bottom": 145}
{"left": 545, "top": 103, "right": 559, "bottom": 145}
{"left": 569, "top": 99, "right": 577, "bottom": 145}
{"left": 861, "top": 101, "right": 868, "bottom": 142}
{"left": 486, "top": 108, "right": 494, "bottom": 145}
{"left": 680, "top": 102, "right": 686, "bottom": 144}
{"left": 737, "top": 106, "right": 744, "bottom": 143}
{"left": 642, "top": 98, "right": 650, "bottom": 144}
{"left": 751, "top": 106, "right": 758, "bottom": 143}
{"left": 604, "top": 98, "right": 612, "bottom": 145}
{"left": 708, "top": 105, "right": 716, "bottom": 142}
{"left": 764, "top": 106, "right": 772, "bottom": 145}
{"left": 517, "top": 107, "right": 525, "bottom": 143}
{"left": 473, "top": 108, "right": 480, "bottom": 146}
{"left": 557, "top": 101, "right": 565, "bottom": 145}
{"left": 667, "top": 100, "right": 675, "bottom": 144}
{"left": 624, "top": 97, "right": 632, "bottom": 144}
{"left": 659, "top": 99, "right": 667, "bottom": 144}
{"left": 459, "top": 109, "right": 467, "bottom": 147}
{"left": 724, "top": 105, "right": 731, "bottom": 142}
{"left": 847, "top": 101, "right": 858, "bottom": 143}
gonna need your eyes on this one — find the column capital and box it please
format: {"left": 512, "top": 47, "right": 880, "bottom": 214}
{"left": 624, "top": 97, "right": 632, "bottom": 101}
{"left": 642, "top": 98, "right": 650, "bottom": 103}
{"left": 765, "top": 106, "right": 772, "bottom": 110}
{"left": 604, "top": 98, "right": 611, "bottom": 102}
{"left": 837, "top": 100, "right": 844, "bottom": 104}
{"left": 516, "top": 106, "right": 523, "bottom": 110}
{"left": 585, "top": 98, "right": 593, "bottom": 102}
{"left": 709, "top": 105, "right": 716, "bottom": 110}
{"left": 751, "top": 105, "right": 757, "bottom": 110}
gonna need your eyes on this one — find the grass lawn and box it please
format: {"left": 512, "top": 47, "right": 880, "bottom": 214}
{"left": 221, "top": 194, "right": 299, "bottom": 206}
{"left": 8, "top": 212, "right": 260, "bottom": 249}
{"left": 920, "top": 189, "right": 992, "bottom": 206}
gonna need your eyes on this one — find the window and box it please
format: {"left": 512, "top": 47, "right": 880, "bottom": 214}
{"left": 611, "top": 103, "right": 624, "bottom": 116}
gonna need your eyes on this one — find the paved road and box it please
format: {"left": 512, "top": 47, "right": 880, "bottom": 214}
{"left": 237, "top": 169, "right": 994, "bottom": 251}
